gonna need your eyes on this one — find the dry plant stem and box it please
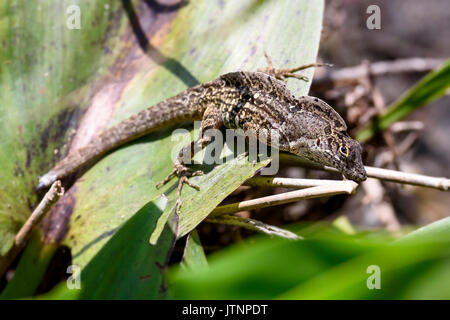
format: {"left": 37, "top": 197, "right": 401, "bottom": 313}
{"left": 314, "top": 57, "right": 445, "bottom": 84}
{"left": 364, "top": 166, "right": 450, "bottom": 191}
{"left": 206, "top": 214, "right": 302, "bottom": 240}
{"left": 0, "top": 181, "right": 64, "bottom": 278}
{"left": 330, "top": 164, "right": 449, "bottom": 190}
{"left": 280, "top": 154, "right": 450, "bottom": 191}
{"left": 244, "top": 176, "right": 348, "bottom": 189}
{"left": 210, "top": 181, "right": 358, "bottom": 216}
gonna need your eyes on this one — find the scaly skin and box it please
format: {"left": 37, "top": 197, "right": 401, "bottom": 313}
{"left": 38, "top": 59, "right": 367, "bottom": 211}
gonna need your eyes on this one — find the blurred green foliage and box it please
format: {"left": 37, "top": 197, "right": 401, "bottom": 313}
{"left": 168, "top": 218, "right": 450, "bottom": 299}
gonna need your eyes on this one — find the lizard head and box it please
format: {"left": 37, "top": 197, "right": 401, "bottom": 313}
{"left": 325, "top": 132, "right": 367, "bottom": 182}
{"left": 287, "top": 97, "right": 367, "bottom": 182}
{"left": 290, "top": 131, "right": 367, "bottom": 182}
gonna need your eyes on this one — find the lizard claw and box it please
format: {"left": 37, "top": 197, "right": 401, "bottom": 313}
{"left": 156, "top": 163, "right": 203, "bottom": 213}
{"left": 257, "top": 50, "right": 331, "bottom": 82}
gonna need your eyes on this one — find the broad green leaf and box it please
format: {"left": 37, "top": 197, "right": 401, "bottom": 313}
{"left": 37, "top": 197, "right": 173, "bottom": 300}
{"left": 0, "top": 0, "right": 127, "bottom": 256}
{"left": 0, "top": 0, "right": 323, "bottom": 298}
{"left": 61, "top": 0, "right": 324, "bottom": 271}
{"left": 356, "top": 59, "right": 450, "bottom": 142}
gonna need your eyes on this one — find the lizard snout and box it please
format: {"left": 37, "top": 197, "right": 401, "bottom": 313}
{"left": 343, "top": 164, "right": 367, "bottom": 182}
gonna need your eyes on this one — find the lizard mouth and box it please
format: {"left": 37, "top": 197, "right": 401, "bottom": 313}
{"left": 343, "top": 166, "right": 367, "bottom": 182}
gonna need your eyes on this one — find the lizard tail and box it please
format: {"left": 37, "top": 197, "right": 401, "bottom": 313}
{"left": 37, "top": 87, "right": 209, "bottom": 190}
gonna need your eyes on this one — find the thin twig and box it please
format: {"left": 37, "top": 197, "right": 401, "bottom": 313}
{"left": 210, "top": 181, "right": 358, "bottom": 216}
{"left": 206, "top": 214, "right": 302, "bottom": 240}
{"left": 313, "top": 57, "right": 445, "bottom": 85}
{"left": 280, "top": 154, "right": 450, "bottom": 191}
{"left": 0, "top": 181, "right": 64, "bottom": 278}
{"left": 364, "top": 166, "right": 450, "bottom": 191}
{"left": 244, "top": 176, "right": 348, "bottom": 189}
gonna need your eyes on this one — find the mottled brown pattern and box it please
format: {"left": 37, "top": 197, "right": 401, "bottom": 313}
{"left": 38, "top": 69, "right": 366, "bottom": 190}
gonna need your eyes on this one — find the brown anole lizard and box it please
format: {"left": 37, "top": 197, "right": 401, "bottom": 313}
{"left": 38, "top": 56, "right": 367, "bottom": 211}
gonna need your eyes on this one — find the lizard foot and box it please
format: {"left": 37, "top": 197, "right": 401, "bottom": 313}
{"left": 257, "top": 51, "right": 331, "bottom": 82}
{"left": 156, "top": 163, "right": 203, "bottom": 213}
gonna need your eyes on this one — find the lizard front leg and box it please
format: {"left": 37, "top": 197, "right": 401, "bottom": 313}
{"left": 156, "top": 106, "right": 223, "bottom": 212}
{"left": 257, "top": 51, "right": 330, "bottom": 82}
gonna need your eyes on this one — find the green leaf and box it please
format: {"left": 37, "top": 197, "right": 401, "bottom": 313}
{"left": 356, "top": 59, "right": 450, "bottom": 141}
{"left": 62, "top": 0, "right": 324, "bottom": 271}
{"left": 38, "top": 197, "right": 174, "bottom": 300}
{"left": 0, "top": 0, "right": 127, "bottom": 256}
{"left": 0, "top": 232, "right": 58, "bottom": 299}
{"left": 397, "top": 217, "right": 450, "bottom": 244}
{"left": 1, "top": 0, "right": 324, "bottom": 298}
{"left": 180, "top": 229, "right": 208, "bottom": 271}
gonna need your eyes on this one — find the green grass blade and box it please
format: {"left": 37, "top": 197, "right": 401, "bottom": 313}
{"left": 356, "top": 59, "right": 450, "bottom": 142}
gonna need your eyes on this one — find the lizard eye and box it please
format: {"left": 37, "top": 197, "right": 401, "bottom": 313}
{"left": 339, "top": 145, "right": 349, "bottom": 157}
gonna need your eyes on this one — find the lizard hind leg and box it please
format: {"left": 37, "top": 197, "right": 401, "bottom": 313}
{"left": 257, "top": 51, "right": 331, "bottom": 82}
{"left": 155, "top": 145, "right": 203, "bottom": 190}
{"left": 156, "top": 160, "right": 203, "bottom": 213}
